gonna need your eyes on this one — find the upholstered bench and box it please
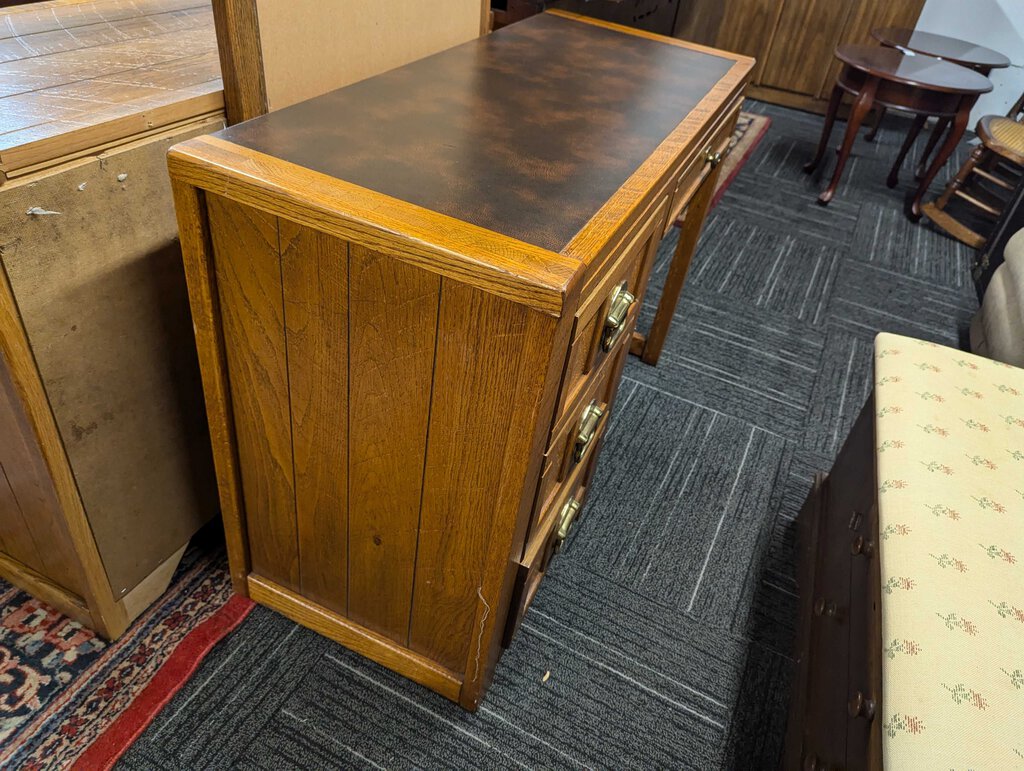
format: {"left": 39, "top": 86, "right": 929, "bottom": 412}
{"left": 786, "top": 332, "right": 1024, "bottom": 769}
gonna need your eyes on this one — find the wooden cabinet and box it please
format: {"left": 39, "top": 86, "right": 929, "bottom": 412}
{"left": 169, "top": 11, "right": 752, "bottom": 709}
{"left": 786, "top": 400, "right": 882, "bottom": 768}
{"left": 674, "top": 0, "right": 925, "bottom": 113}
{"left": 0, "top": 116, "right": 223, "bottom": 639}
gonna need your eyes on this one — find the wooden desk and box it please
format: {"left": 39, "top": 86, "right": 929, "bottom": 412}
{"left": 169, "top": 11, "right": 751, "bottom": 708}
{"left": 806, "top": 44, "right": 991, "bottom": 217}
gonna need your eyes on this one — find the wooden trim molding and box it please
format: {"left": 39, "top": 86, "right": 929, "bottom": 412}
{"left": 249, "top": 575, "right": 464, "bottom": 700}
{"left": 167, "top": 137, "right": 583, "bottom": 316}
{"left": 170, "top": 179, "right": 253, "bottom": 595}
{"left": 212, "top": 0, "right": 269, "bottom": 124}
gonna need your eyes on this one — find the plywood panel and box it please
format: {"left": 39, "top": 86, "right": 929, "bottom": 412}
{"left": 0, "top": 118, "right": 221, "bottom": 598}
{"left": 347, "top": 244, "right": 439, "bottom": 644}
{"left": 279, "top": 221, "right": 348, "bottom": 615}
{"left": 408, "top": 281, "right": 532, "bottom": 672}
{"left": 255, "top": 0, "right": 484, "bottom": 111}
{"left": 208, "top": 193, "right": 300, "bottom": 591}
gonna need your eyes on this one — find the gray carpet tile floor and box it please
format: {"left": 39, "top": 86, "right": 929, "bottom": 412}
{"left": 119, "top": 101, "right": 979, "bottom": 770}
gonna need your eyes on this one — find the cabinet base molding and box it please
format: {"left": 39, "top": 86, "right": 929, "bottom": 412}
{"left": 248, "top": 576, "right": 464, "bottom": 702}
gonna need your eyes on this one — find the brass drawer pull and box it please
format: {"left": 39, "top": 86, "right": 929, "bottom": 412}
{"left": 813, "top": 598, "right": 838, "bottom": 618}
{"left": 601, "top": 282, "right": 636, "bottom": 352}
{"left": 573, "top": 401, "right": 604, "bottom": 462}
{"left": 704, "top": 146, "right": 722, "bottom": 169}
{"left": 848, "top": 691, "right": 876, "bottom": 721}
{"left": 851, "top": 536, "right": 875, "bottom": 557}
{"left": 553, "top": 497, "right": 581, "bottom": 553}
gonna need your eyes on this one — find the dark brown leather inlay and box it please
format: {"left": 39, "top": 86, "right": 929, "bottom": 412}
{"left": 218, "top": 13, "right": 732, "bottom": 252}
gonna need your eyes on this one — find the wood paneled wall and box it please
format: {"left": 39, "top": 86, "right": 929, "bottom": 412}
{"left": 674, "top": 0, "right": 925, "bottom": 112}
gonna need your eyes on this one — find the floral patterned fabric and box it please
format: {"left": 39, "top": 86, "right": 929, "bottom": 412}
{"left": 874, "top": 333, "right": 1024, "bottom": 768}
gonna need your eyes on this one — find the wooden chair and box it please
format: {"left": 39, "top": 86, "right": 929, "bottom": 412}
{"left": 922, "top": 92, "right": 1024, "bottom": 248}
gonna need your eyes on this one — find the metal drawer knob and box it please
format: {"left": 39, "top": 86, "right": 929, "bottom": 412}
{"left": 573, "top": 401, "right": 604, "bottom": 462}
{"left": 704, "top": 146, "right": 722, "bottom": 169}
{"left": 848, "top": 691, "right": 876, "bottom": 721}
{"left": 851, "top": 536, "right": 875, "bottom": 557}
{"left": 802, "top": 754, "right": 824, "bottom": 771}
{"left": 813, "top": 598, "right": 837, "bottom": 618}
{"left": 553, "top": 497, "right": 581, "bottom": 553}
{"left": 601, "top": 282, "right": 635, "bottom": 352}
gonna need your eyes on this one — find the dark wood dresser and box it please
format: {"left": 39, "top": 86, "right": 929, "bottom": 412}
{"left": 169, "top": 11, "right": 752, "bottom": 708}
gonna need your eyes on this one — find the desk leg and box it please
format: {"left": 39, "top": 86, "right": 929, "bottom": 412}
{"left": 908, "top": 97, "right": 974, "bottom": 220}
{"left": 914, "top": 116, "right": 950, "bottom": 180}
{"left": 634, "top": 162, "right": 722, "bottom": 366}
{"left": 805, "top": 84, "right": 843, "bottom": 174}
{"left": 887, "top": 114, "right": 927, "bottom": 188}
{"left": 819, "top": 77, "right": 877, "bottom": 205}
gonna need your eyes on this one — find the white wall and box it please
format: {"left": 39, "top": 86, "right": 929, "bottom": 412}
{"left": 916, "top": 0, "right": 1024, "bottom": 123}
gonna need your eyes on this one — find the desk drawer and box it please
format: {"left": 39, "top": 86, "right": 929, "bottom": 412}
{"left": 667, "top": 106, "right": 739, "bottom": 227}
{"left": 847, "top": 502, "right": 879, "bottom": 769}
{"left": 504, "top": 472, "right": 589, "bottom": 648}
{"left": 535, "top": 348, "right": 618, "bottom": 537}
{"left": 556, "top": 197, "right": 664, "bottom": 427}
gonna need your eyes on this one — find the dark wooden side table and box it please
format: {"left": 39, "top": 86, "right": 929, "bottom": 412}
{"left": 805, "top": 44, "right": 991, "bottom": 217}
{"left": 870, "top": 27, "right": 1010, "bottom": 175}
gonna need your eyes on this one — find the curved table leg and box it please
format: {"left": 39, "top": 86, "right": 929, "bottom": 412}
{"left": 887, "top": 113, "right": 927, "bottom": 188}
{"left": 819, "top": 77, "right": 877, "bottom": 205}
{"left": 915, "top": 116, "right": 950, "bottom": 179}
{"left": 865, "top": 106, "right": 886, "bottom": 142}
{"left": 908, "top": 97, "right": 975, "bottom": 220}
{"left": 805, "top": 84, "right": 843, "bottom": 174}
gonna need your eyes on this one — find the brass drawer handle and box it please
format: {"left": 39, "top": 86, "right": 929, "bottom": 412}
{"left": 848, "top": 691, "right": 876, "bottom": 721}
{"left": 553, "top": 497, "right": 581, "bottom": 553}
{"left": 851, "top": 536, "right": 875, "bottom": 557}
{"left": 601, "top": 282, "right": 635, "bottom": 352}
{"left": 704, "top": 146, "right": 722, "bottom": 169}
{"left": 813, "top": 598, "right": 838, "bottom": 618}
{"left": 573, "top": 401, "right": 604, "bottom": 462}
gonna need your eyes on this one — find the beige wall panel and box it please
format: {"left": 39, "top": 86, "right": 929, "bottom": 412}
{"left": 256, "top": 0, "right": 484, "bottom": 111}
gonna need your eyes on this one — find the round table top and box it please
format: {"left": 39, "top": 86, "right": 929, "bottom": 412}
{"left": 872, "top": 27, "right": 1011, "bottom": 70}
{"left": 835, "top": 44, "right": 993, "bottom": 95}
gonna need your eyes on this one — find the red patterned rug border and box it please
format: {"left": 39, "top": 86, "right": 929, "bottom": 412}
{"left": 72, "top": 594, "right": 254, "bottom": 770}
{"left": 709, "top": 113, "right": 771, "bottom": 211}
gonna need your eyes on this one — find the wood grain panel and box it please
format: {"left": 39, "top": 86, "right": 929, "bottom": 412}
{"left": 279, "top": 222, "right": 348, "bottom": 614}
{"left": 172, "top": 178, "right": 251, "bottom": 595}
{"left": 249, "top": 574, "right": 462, "bottom": 701}
{"left": 211, "top": 0, "right": 267, "bottom": 124}
{"left": 0, "top": 346, "right": 83, "bottom": 593}
{"left": 208, "top": 193, "right": 299, "bottom": 590}
{"left": 408, "top": 282, "right": 533, "bottom": 671}
{"left": 347, "top": 244, "right": 439, "bottom": 644}
{"left": 458, "top": 304, "right": 575, "bottom": 708}
{"left": 759, "top": 0, "right": 856, "bottom": 94}
{"left": 0, "top": 462, "right": 40, "bottom": 572}
{"left": 819, "top": 0, "right": 925, "bottom": 99}
{"left": 674, "top": 0, "right": 782, "bottom": 83}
